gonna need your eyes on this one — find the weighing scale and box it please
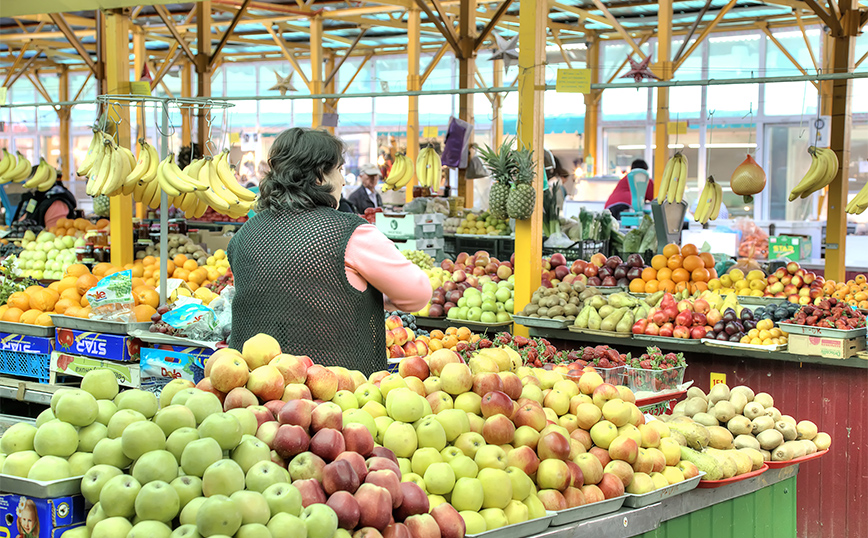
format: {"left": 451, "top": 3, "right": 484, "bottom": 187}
{"left": 620, "top": 169, "right": 650, "bottom": 227}
{"left": 651, "top": 200, "right": 689, "bottom": 253}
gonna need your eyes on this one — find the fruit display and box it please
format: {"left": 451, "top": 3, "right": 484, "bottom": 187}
{"left": 630, "top": 291, "right": 712, "bottom": 340}
{"left": 15, "top": 230, "right": 81, "bottom": 280}
{"left": 385, "top": 313, "right": 432, "bottom": 360}
{"left": 7, "top": 219, "right": 43, "bottom": 237}
{"left": 455, "top": 212, "right": 511, "bottom": 236}
{"left": 0, "top": 148, "right": 35, "bottom": 183}
{"left": 0, "top": 241, "right": 23, "bottom": 259}
{"left": 478, "top": 139, "right": 515, "bottom": 220}
{"left": 752, "top": 302, "right": 800, "bottom": 323}
{"left": 444, "top": 281, "right": 514, "bottom": 323}
{"left": 426, "top": 253, "right": 515, "bottom": 319}
{"left": 196, "top": 206, "right": 249, "bottom": 223}
{"left": 403, "top": 250, "right": 435, "bottom": 270}
{"left": 793, "top": 146, "right": 839, "bottom": 203}
{"left": 781, "top": 298, "right": 866, "bottom": 330}
{"left": 637, "top": 244, "right": 717, "bottom": 295}
{"left": 656, "top": 153, "right": 689, "bottom": 205}
{"left": 694, "top": 176, "right": 723, "bottom": 224}
{"left": 707, "top": 261, "right": 820, "bottom": 301}
{"left": 668, "top": 383, "right": 831, "bottom": 468}
{"left": 817, "top": 274, "right": 868, "bottom": 309}
{"left": 625, "top": 347, "right": 686, "bottom": 393}
{"left": 382, "top": 153, "right": 414, "bottom": 191}
{"left": 569, "top": 253, "right": 647, "bottom": 289}
{"left": 575, "top": 290, "right": 656, "bottom": 335}
{"left": 415, "top": 147, "right": 443, "bottom": 190}
{"left": 425, "top": 327, "right": 481, "bottom": 353}
{"left": 517, "top": 281, "right": 589, "bottom": 323}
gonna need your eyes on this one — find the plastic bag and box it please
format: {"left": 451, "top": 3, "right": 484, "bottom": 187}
{"left": 86, "top": 270, "right": 135, "bottom": 323}
{"left": 162, "top": 303, "right": 218, "bottom": 341}
{"left": 544, "top": 232, "right": 575, "bottom": 248}
{"left": 733, "top": 217, "right": 769, "bottom": 260}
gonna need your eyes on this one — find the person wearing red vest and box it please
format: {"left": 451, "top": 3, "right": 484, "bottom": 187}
{"left": 604, "top": 159, "right": 654, "bottom": 220}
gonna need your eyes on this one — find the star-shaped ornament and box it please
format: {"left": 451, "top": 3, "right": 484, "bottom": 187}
{"left": 489, "top": 32, "right": 519, "bottom": 69}
{"left": 620, "top": 54, "right": 661, "bottom": 83}
{"left": 269, "top": 71, "right": 296, "bottom": 96}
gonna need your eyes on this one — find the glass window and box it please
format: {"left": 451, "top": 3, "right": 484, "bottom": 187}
{"left": 852, "top": 33, "right": 868, "bottom": 114}
{"left": 705, "top": 126, "right": 757, "bottom": 218}
{"left": 669, "top": 38, "right": 703, "bottom": 119}
{"left": 707, "top": 33, "right": 759, "bottom": 116}
{"left": 604, "top": 128, "right": 645, "bottom": 176}
{"left": 766, "top": 124, "right": 814, "bottom": 220}
{"left": 601, "top": 40, "right": 653, "bottom": 122}
{"left": 764, "top": 28, "right": 821, "bottom": 116}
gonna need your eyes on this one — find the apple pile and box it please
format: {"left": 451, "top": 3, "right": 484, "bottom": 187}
{"left": 632, "top": 292, "right": 731, "bottom": 340}
{"left": 781, "top": 297, "right": 866, "bottom": 330}
{"left": 386, "top": 315, "right": 431, "bottom": 360}
{"left": 548, "top": 253, "right": 647, "bottom": 290}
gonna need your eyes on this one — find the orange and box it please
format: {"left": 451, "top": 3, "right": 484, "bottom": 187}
{"left": 430, "top": 330, "right": 445, "bottom": 339}
{"left": 136, "top": 288, "right": 160, "bottom": 309}
{"left": 683, "top": 255, "right": 704, "bottom": 272}
{"left": 143, "top": 269, "right": 154, "bottom": 279}
{"left": 658, "top": 279, "right": 675, "bottom": 293}
{"left": 54, "top": 298, "right": 75, "bottom": 315}
{"left": 25, "top": 286, "right": 44, "bottom": 297}
{"left": 183, "top": 259, "right": 199, "bottom": 272}
{"left": 641, "top": 267, "right": 657, "bottom": 281}
{"left": 57, "top": 277, "right": 78, "bottom": 293}
{"left": 65, "top": 264, "right": 90, "bottom": 278}
{"left": 133, "top": 305, "right": 158, "bottom": 323}
{"left": 187, "top": 282, "right": 199, "bottom": 292}
{"left": 699, "top": 252, "right": 715, "bottom": 269}
{"left": 30, "top": 290, "right": 56, "bottom": 312}
{"left": 165, "top": 261, "right": 176, "bottom": 276}
{"left": 143, "top": 256, "right": 156, "bottom": 266}
{"left": 131, "top": 265, "right": 145, "bottom": 278}
{"left": 0, "top": 305, "right": 8, "bottom": 318}
{"left": 681, "top": 244, "right": 699, "bottom": 257}
{"left": 629, "top": 279, "right": 646, "bottom": 293}
{"left": 76, "top": 306, "right": 92, "bottom": 319}
{"left": 65, "top": 228, "right": 77, "bottom": 237}
{"left": 48, "top": 282, "right": 61, "bottom": 293}
{"left": 35, "top": 313, "right": 52, "bottom": 327}
{"left": 2, "top": 307, "right": 23, "bottom": 322}
{"left": 708, "top": 268, "right": 718, "bottom": 280}
{"left": 174, "top": 255, "right": 188, "bottom": 267}
{"left": 667, "top": 255, "right": 684, "bottom": 270}
{"left": 456, "top": 327, "right": 472, "bottom": 341}
{"left": 657, "top": 267, "right": 673, "bottom": 282}
{"left": 20, "top": 309, "right": 42, "bottom": 325}
{"left": 60, "top": 288, "right": 81, "bottom": 302}
{"left": 693, "top": 281, "right": 709, "bottom": 292}
{"left": 173, "top": 268, "right": 190, "bottom": 281}
{"left": 64, "top": 306, "right": 81, "bottom": 318}
{"left": 103, "top": 267, "right": 123, "bottom": 277}
{"left": 188, "top": 270, "right": 206, "bottom": 286}
{"left": 445, "top": 327, "right": 458, "bottom": 336}
{"left": 92, "top": 263, "right": 113, "bottom": 278}
{"left": 644, "top": 280, "right": 660, "bottom": 293}
{"left": 675, "top": 281, "right": 689, "bottom": 293}
{"left": 662, "top": 243, "right": 681, "bottom": 258}
{"left": 428, "top": 339, "right": 444, "bottom": 352}
{"left": 145, "top": 278, "right": 156, "bottom": 288}
{"left": 470, "top": 334, "right": 481, "bottom": 344}
{"left": 76, "top": 274, "right": 99, "bottom": 296}
{"left": 7, "top": 292, "right": 30, "bottom": 311}
{"left": 857, "top": 274, "right": 867, "bottom": 284}
{"left": 95, "top": 219, "right": 110, "bottom": 229}
{"left": 672, "top": 268, "right": 690, "bottom": 283}
{"left": 131, "top": 278, "right": 145, "bottom": 290}
{"left": 80, "top": 295, "right": 90, "bottom": 307}
{"left": 692, "top": 267, "right": 710, "bottom": 282}
{"left": 441, "top": 336, "right": 458, "bottom": 349}
{"left": 650, "top": 255, "right": 668, "bottom": 271}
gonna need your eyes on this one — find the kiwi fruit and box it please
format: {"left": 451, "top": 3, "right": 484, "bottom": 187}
{"left": 537, "top": 307, "right": 548, "bottom": 318}
{"left": 775, "top": 421, "right": 797, "bottom": 441}
{"left": 729, "top": 391, "right": 748, "bottom": 415}
{"left": 757, "top": 428, "right": 784, "bottom": 450}
{"left": 563, "top": 304, "right": 579, "bottom": 317}
{"left": 727, "top": 415, "right": 753, "bottom": 436}
{"left": 813, "top": 432, "right": 832, "bottom": 451}
{"left": 684, "top": 397, "right": 708, "bottom": 417}
{"left": 708, "top": 383, "right": 731, "bottom": 405}
{"left": 728, "top": 449, "right": 754, "bottom": 475}
{"left": 754, "top": 392, "right": 774, "bottom": 409}
{"left": 693, "top": 412, "right": 718, "bottom": 427}
{"left": 711, "top": 401, "right": 736, "bottom": 423}
{"left": 779, "top": 415, "right": 797, "bottom": 429}
{"left": 800, "top": 439, "right": 818, "bottom": 455}
{"left": 771, "top": 442, "right": 794, "bottom": 462}
{"left": 751, "top": 415, "right": 775, "bottom": 435}
{"left": 784, "top": 440, "right": 807, "bottom": 459}
{"left": 670, "top": 431, "right": 688, "bottom": 447}
{"left": 686, "top": 387, "right": 707, "bottom": 401}
{"left": 764, "top": 406, "right": 782, "bottom": 422}
{"left": 734, "top": 434, "right": 761, "bottom": 451}
{"left": 796, "top": 420, "right": 818, "bottom": 441}
{"left": 671, "top": 401, "right": 687, "bottom": 415}
{"left": 743, "top": 402, "right": 765, "bottom": 420}
{"left": 759, "top": 449, "right": 771, "bottom": 461}
{"left": 730, "top": 385, "right": 755, "bottom": 402}
{"left": 547, "top": 306, "right": 565, "bottom": 317}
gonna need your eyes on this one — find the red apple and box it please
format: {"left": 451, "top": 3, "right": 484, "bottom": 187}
{"left": 328, "top": 490, "right": 361, "bottom": 530}
{"left": 295, "top": 478, "right": 327, "bottom": 507}
{"left": 310, "top": 428, "right": 346, "bottom": 462}
{"left": 273, "top": 424, "right": 311, "bottom": 459}
{"left": 336, "top": 452, "right": 369, "bottom": 483}
{"left": 366, "top": 469, "right": 403, "bottom": 508}
{"left": 322, "top": 459, "right": 361, "bottom": 495}
{"left": 394, "top": 481, "right": 429, "bottom": 521}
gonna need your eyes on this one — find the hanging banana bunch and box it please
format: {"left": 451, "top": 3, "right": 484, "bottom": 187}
{"left": 790, "top": 146, "right": 839, "bottom": 202}
{"left": 694, "top": 176, "right": 723, "bottom": 225}
{"left": 415, "top": 147, "right": 442, "bottom": 189}
{"left": 0, "top": 149, "right": 35, "bottom": 184}
{"left": 382, "top": 154, "right": 413, "bottom": 191}
{"left": 656, "top": 152, "right": 688, "bottom": 205}
{"left": 21, "top": 158, "right": 58, "bottom": 192}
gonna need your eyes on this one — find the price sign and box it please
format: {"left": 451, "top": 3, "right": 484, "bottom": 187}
{"left": 710, "top": 372, "right": 727, "bottom": 387}
{"left": 129, "top": 81, "right": 151, "bottom": 96}
{"left": 555, "top": 68, "right": 591, "bottom": 94}
{"left": 423, "top": 126, "right": 439, "bottom": 138}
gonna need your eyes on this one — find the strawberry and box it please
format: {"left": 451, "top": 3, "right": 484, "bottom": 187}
{"left": 478, "top": 339, "right": 493, "bottom": 349}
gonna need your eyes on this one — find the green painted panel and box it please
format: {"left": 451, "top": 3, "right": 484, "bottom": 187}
{"left": 635, "top": 476, "right": 797, "bottom": 538}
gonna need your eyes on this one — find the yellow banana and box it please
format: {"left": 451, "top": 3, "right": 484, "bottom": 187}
{"left": 125, "top": 140, "right": 151, "bottom": 187}
{"left": 801, "top": 148, "right": 838, "bottom": 198}
{"left": 76, "top": 130, "right": 103, "bottom": 176}
{"left": 205, "top": 157, "right": 241, "bottom": 208}
{"left": 789, "top": 146, "right": 824, "bottom": 201}
{"left": 156, "top": 156, "right": 182, "bottom": 197}
{"left": 119, "top": 145, "right": 136, "bottom": 171}
{"left": 675, "top": 154, "right": 688, "bottom": 203}
{"left": 216, "top": 150, "right": 256, "bottom": 201}
{"left": 657, "top": 155, "right": 676, "bottom": 204}
{"left": 101, "top": 142, "right": 129, "bottom": 195}
{"left": 132, "top": 178, "right": 149, "bottom": 203}
{"left": 3, "top": 151, "right": 32, "bottom": 183}
{"left": 384, "top": 155, "right": 406, "bottom": 187}
{"left": 195, "top": 158, "right": 231, "bottom": 212}
{"left": 0, "top": 149, "right": 13, "bottom": 176}
{"left": 88, "top": 142, "right": 114, "bottom": 196}
{"left": 147, "top": 178, "right": 163, "bottom": 209}
{"left": 162, "top": 155, "right": 200, "bottom": 194}
{"left": 193, "top": 198, "right": 209, "bottom": 218}
{"left": 694, "top": 178, "right": 714, "bottom": 223}
{"left": 709, "top": 181, "right": 723, "bottom": 220}
{"left": 23, "top": 159, "right": 49, "bottom": 189}
{"left": 143, "top": 143, "right": 159, "bottom": 182}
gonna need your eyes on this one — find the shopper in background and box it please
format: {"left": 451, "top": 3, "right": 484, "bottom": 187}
{"left": 605, "top": 159, "right": 654, "bottom": 221}
{"left": 13, "top": 166, "right": 76, "bottom": 229}
{"left": 227, "top": 128, "right": 431, "bottom": 371}
{"left": 348, "top": 163, "right": 382, "bottom": 213}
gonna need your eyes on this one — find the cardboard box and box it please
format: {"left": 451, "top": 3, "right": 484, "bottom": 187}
{"left": 139, "top": 346, "right": 210, "bottom": 394}
{"left": 787, "top": 333, "right": 865, "bottom": 358}
{"left": 376, "top": 213, "right": 446, "bottom": 240}
{"left": 199, "top": 230, "right": 233, "bottom": 253}
{"left": 0, "top": 493, "right": 85, "bottom": 538}
{"left": 54, "top": 328, "right": 141, "bottom": 362}
{"left": 50, "top": 352, "right": 142, "bottom": 388}
{"left": 769, "top": 235, "right": 812, "bottom": 262}
{"left": 0, "top": 332, "right": 53, "bottom": 355}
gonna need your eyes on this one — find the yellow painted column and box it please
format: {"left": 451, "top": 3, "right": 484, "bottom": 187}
{"left": 58, "top": 67, "right": 71, "bottom": 182}
{"left": 104, "top": 9, "right": 133, "bottom": 266}
{"left": 653, "top": 0, "right": 672, "bottom": 196}
{"left": 457, "top": 0, "right": 476, "bottom": 208}
{"left": 492, "top": 59, "right": 504, "bottom": 146}
{"left": 310, "top": 15, "right": 323, "bottom": 129}
{"left": 583, "top": 37, "right": 599, "bottom": 176}
{"left": 132, "top": 25, "right": 146, "bottom": 219}
{"left": 181, "top": 61, "right": 192, "bottom": 146}
{"left": 406, "top": 7, "right": 421, "bottom": 203}
{"left": 513, "top": 0, "right": 547, "bottom": 337}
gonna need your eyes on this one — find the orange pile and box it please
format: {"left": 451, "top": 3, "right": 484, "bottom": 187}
{"left": 47, "top": 218, "right": 109, "bottom": 237}
{"left": 822, "top": 274, "right": 868, "bottom": 309}
{"left": 629, "top": 243, "right": 718, "bottom": 294}
{"left": 426, "top": 327, "right": 480, "bottom": 352}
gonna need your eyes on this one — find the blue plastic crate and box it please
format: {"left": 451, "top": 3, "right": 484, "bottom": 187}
{"left": 0, "top": 349, "right": 51, "bottom": 383}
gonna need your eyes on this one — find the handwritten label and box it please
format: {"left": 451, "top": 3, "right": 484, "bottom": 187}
{"left": 555, "top": 68, "right": 591, "bottom": 94}
{"left": 129, "top": 81, "right": 152, "bottom": 96}
{"left": 423, "top": 126, "right": 439, "bottom": 138}
{"left": 710, "top": 372, "right": 726, "bottom": 387}
{"left": 669, "top": 121, "right": 688, "bottom": 135}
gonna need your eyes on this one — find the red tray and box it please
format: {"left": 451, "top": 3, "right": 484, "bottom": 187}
{"left": 635, "top": 389, "right": 687, "bottom": 408}
{"left": 765, "top": 449, "right": 828, "bottom": 468}
{"left": 696, "top": 464, "right": 768, "bottom": 488}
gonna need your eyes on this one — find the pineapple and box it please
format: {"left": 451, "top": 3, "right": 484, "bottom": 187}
{"left": 507, "top": 147, "right": 536, "bottom": 220}
{"left": 477, "top": 139, "right": 516, "bottom": 220}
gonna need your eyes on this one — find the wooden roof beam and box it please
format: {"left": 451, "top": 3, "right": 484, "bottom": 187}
{"left": 47, "top": 13, "right": 96, "bottom": 74}
{"left": 794, "top": 9, "right": 819, "bottom": 72}
{"left": 589, "top": 0, "right": 647, "bottom": 59}
{"left": 758, "top": 22, "right": 819, "bottom": 89}
{"left": 153, "top": 5, "right": 198, "bottom": 63}
{"left": 414, "top": 0, "right": 462, "bottom": 56}
{"left": 673, "top": 0, "right": 737, "bottom": 71}
{"left": 210, "top": 0, "right": 252, "bottom": 69}
{"left": 475, "top": 0, "right": 516, "bottom": 52}
{"left": 326, "top": 52, "right": 372, "bottom": 108}
{"left": 803, "top": 0, "right": 841, "bottom": 33}
{"left": 673, "top": 0, "right": 712, "bottom": 63}
{"left": 323, "top": 28, "right": 367, "bottom": 87}
{"left": 263, "top": 23, "right": 312, "bottom": 90}
{"left": 420, "top": 42, "right": 449, "bottom": 84}
{"left": 549, "top": 1, "right": 613, "bottom": 28}
{"left": 5, "top": 51, "right": 41, "bottom": 90}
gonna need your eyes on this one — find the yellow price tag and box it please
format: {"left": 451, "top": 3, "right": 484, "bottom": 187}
{"left": 668, "top": 121, "right": 688, "bottom": 135}
{"left": 129, "top": 81, "right": 152, "bottom": 96}
{"left": 423, "top": 126, "right": 439, "bottom": 138}
{"left": 710, "top": 372, "right": 726, "bottom": 387}
{"left": 0, "top": 87, "right": 7, "bottom": 106}
{"left": 555, "top": 68, "right": 591, "bottom": 94}
{"left": 229, "top": 133, "right": 241, "bottom": 144}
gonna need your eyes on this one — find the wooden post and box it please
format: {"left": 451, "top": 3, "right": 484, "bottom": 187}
{"left": 584, "top": 36, "right": 599, "bottom": 177}
{"left": 181, "top": 61, "right": 192, "bottom": 146}
{"left": 58, "top": 67, "right": 71, "bottom": 183}
{"left": 104, "top": 9, "right": 133, "bottom": 266}
{"left": 513, "top": 0, "right": 547, "bottom": 337}
{"left": 132, "top": 25, "right": 146, "bottom": 219}
{"left": 310, "top": 15, "right": 323, "bottom": 129}
{"left": 406, "top": 7, "right": 421, "bottom": 203}
{"left": 457, "top": 0, "right": 476, "bottom": 208}
{"left": 196, "top": 1, "right": 212, "bottom": 150}
{"left": 492, "top": 58, "right": 504, "bottom": 146}
{"left": 653, "top": 0, "right": 672, "bottom": 196}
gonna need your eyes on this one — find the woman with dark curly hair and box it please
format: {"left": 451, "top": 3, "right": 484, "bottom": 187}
{"left": 227, "top": 128, "right": 431, "bottom": 371}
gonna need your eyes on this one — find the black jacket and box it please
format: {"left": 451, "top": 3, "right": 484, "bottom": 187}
{"left": 13, "top": 182, "right": 76, "bottom": 226}
{"left": 347, "top": 187, "right": 381, "bottom": 213}
{"left": 337, "top": 197, "right": 355, "bottom": 214}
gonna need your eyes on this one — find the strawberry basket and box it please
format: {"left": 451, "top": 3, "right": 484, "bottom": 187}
{"left": 625, "top": 346, "right": 686, "bottom": 393}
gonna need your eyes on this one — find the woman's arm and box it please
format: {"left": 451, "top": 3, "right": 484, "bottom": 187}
{"left": 345, "top": 224, "right": 432, "bottom": 312}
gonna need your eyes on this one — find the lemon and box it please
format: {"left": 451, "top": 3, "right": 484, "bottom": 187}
{"left": 729, "top": 268, "right": 745, "bottom": 282}
{"left": 214, "top": 249, "right": 226, "bottom": 260}
{"left": 720, "top": 275, "right": 733, "bottom": 288}
{"left": 747, "top": 270, "right": 765, "bottom": 281}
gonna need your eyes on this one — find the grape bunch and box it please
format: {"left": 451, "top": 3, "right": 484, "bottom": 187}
{"left": 402, "top": 250, "right": 434, "bottom": 270}
{"left": 149, "top": 305, "right": 181, "bottom": 335}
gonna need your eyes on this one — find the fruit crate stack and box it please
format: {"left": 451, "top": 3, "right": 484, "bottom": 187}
{"left": 376, "top": 213, "right": 446, "bottom": 262}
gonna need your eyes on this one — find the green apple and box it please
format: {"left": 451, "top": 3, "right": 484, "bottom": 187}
{"left": 170, "top": 523, "right": 202, "bottom": 537}
{"left": 28, "top": 455, "right": 71, "bottom": 480}
{"left": 92, "top": 437, "right": 133, "bottom": 469}
{"left": 32, "top": 420, "right": 78, "bottom": 458}
{"left": 453, "top": 432, "right": 485, "bottom": 459}
{"left": 504, "top": 499, "right": 529, "bottom": 524}
{"left": 35, "top": 408, "right": 55, "bottom": 427}
{"left": 230, "top": 490, "right": 271, "bottom": 526}
{"left": 399, "top": 457, "right": 412, "bottom": 476}
{"left": 180, "top": 437, "right": 223, "bottom": 477}
{"left": 184, "top": 392, "right": 224, "bottom": 424}
{"left": 121, "top": 420, "right": 166, "bottom": 460}
{"left": 196, "top": 495, "right": 242, "bottom": 537}
{"left": 300, "top": 503, "right": 339, "bottom": 538}
{"left": 453, "top": 392, "right": 482, "bottom": 415}
{"left": 226, "top": 408, "right": 258, "bottom": 437}
{"left": 343, "top": 408, "right": 377, "bottom": 438}
{"left": 428, "top": 494, "right": 448, "bottom": 510}
{"left": 171, "top": 475, "right": 203, "bottom": 510}
{"left": 117, "top": 389, "right": 159, "bottom": 418}
{"left": 423, "top": 462, "right": 455, "bottom": 495}
{"left": 474, "top": 445, "right": 507, "bottom": 470}
{"left": 435, "top": 409, "right": 470, "bottom": 442}
{"left": 374, "top": 416, "right": 394, "bottom": 444}
{"left": 378, "top": 374, "right": 408, "bottom": 399}
{"left": 401, "top": 472, "right": 427, "bottom": 492}
{"left": 246, "top": 461, "right": 290, "bottom": 493}
{"left": 505, "top": 467, "right": 533, "bottom": 500}
{"left": 86, "top": 503, "right": 107, "bottom": 533}
{"left": 77, "top": 421, "right": 108, "bottom": 452}
{"left": 386, "top": 388, "right": 424, "bottom": 423}
{"left": 67, "top": 452, "right": 94, "bottom": 475}
{"left": 167, "top": 427, "right": 201, "bottom": 463}
{"left": 354, "top": 383, "right": 383, "bottom": 406}
{"left": 91, "top": 517, "right": 133, "bottom": 538}
{"left": 60, "top": 525, "right": 92, "bottom": 538}
{"left": 523, "top": 493, "right": 547, "bottom": 519}
{"left": 450, "top": 477, "right": 484, "bottom": 512}
{"left": 0, "top": 423, "right": 37, "bottom": 453}
{"left": 478, "top": 468, "right": 512, "bottom": 509}
{"left": 107, "top": 409, "right": 147, "bottom": 438}
{"left": 160, "top": 379, "right": 196, "bottom": 409}
{"left": 460, "top": 510, "right": 487, "bottom": 534}
{"left": 448, "top": 455, "right": 478, "bottom": 480}
{"left": 50, "top": 387, "right": 78, "bottom": 413}
{"left": 132, "top": 449, "right": 178, "bottom": 484}
{"left": 170, "top": 388, "right": 201, "bottom": 407}
{"left": 263, "top": 482, "right": 302, "bottom": 517}
{"left": 81, "top": 369, "right": 120, "bottom": 400}
{"left": 198, "top": 413, "right": 243, "bottom": 451}
{"left": 267, "top": 513, "right": 308, "bottom": 538}
{"left": 128, "top": 520, "right": 172, "bottom": 538}
{"left": 154, "top": 405, "right": 198, "bottom": 437}
{"left": 411, "top": 447, "right": 444, "bottom": 476}
{"left": 332, "top": 390, "right": 359, "bottom": 411}
{"left": 136, "top": 480, "right": 180, "bottom": 522}
{"left": 440, "top": 446, "right": 464, "bottom": 462}
{"left": 479, "top": 508, "right": 508, "bottom": 530}
{"left": 100, "top": 474, "right": 142, "bottom": 518}
{"left": 232, "top": 437, "right": 271, "bottom": 474}
{"left": 202, "top": 459, "right": 246, "bottom": 497}
{"left": 496, "top": 311, "right": 512, "bottom": 322}
{"left": 179, "top": 497, "right": 207, "bottom": 526}
{"left": 415, "top": 418, "right": 448, "bottom": 451}
{"left": 383, "top": 421, "right": 418, "bottom": 458}
{"left": 236, "top": 523, "right": 273, "bottom": 538}
{"left": 81, "top": 464, "right": 123, "bottom": 504}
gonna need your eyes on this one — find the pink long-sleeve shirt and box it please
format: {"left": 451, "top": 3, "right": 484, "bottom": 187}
{"left": 344, "top": 224, "right": 432, "bottom": 312}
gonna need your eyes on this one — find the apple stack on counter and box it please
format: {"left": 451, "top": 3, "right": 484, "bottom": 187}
{"left": 665, "top": 384, "right": 831, "bottom": 475}
{"left": 424, "top": 253, "right": 515, "bottom": 320}
{"left": 631, "top": 290, "right": 751, "bottom": 341}
{"left": 16, "top": 230, "right": 86, "bottom": 280}
{"left": 558, "top": 253, "right": 648, "bottom": 290}
{"left": 707, "top": 262, "right": 821, "bottom": 303}
{"left": 385, "top": 314, "right": 431, "bottom": 360}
